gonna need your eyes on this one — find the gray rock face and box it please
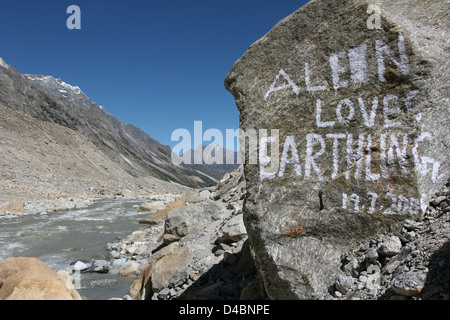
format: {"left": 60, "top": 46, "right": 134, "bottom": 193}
{"left": 225, "top": 0, "right": 449, "bottom": 299}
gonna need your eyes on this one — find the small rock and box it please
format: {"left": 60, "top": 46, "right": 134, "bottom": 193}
{"left": 131, "top": 237, "right": 145, "bottom": 244}
{"left": 92, "top": 253, "right": 105, "bottom": 260}
{"left": 0, "top": 201, "right": 24, "bottom": 212}
{"left": 335, "top": 274, "right": 354, "bottom": 294}
{"left": 106, "top": 250, "right": 120, "bottom": 260}
{"left": 430, "top": 196, "right": 446, "bottom": 207}
{"left": 54, "top": 206, "right": 71, "bottom": 212}
{"left": 168, "top": 267, "right": 191, "bottom": 288}
{"left": 72, "top": 261, "right": 88, "bottom": 271}
{"left": 199, "top": 190, "right": 211, "bottom": 199}
{"left": 74, "top": 200, "right": 89, "bottom": 210}
{"left": 157, "top": 288, "right": 171, "bottom": 300}
{"left": 365, "top": 248, "right": 379, "bottom": 262}
{"left": 383, "top": 260, "right": 401, "bottom": 275}
{"left": 404, "top": 231, "right": 416, "bottom": 242}
{"left": 342, "top": 259, "right": 359, "bottom": 277}
{"left": 112, "top": 258, "right": 128, "bottom": 268}
{"left": 134, "top": 245, "right": 148, "bottom": 256}
{"left": 403, "top": 219, "right": 421, "bottom": 231}
{"left": 379, "top": 236, "right": 402, "bottom": 257}
{"left": 214, "top": 249, "right": 225, "bottom": 257}
{"left": 126, "top": 245, "right": 137, "bottom": 255}
{"left": 359, "top": 241, "right": 370, "bottom": 252}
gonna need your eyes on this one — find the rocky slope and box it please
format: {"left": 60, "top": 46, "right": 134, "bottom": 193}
{"left": 0, "top": 59, "right": 221, "bottom": 200}
{"left": 94, "top": 166, "right": 263, "bottom": 300}
{"left": 0, "top": 257, "right": 82, "bottom": 300}
{"left": 330, "top": 181, "right": 450, "bottom": 300}
{"left": 0, "top": 102, "right": 188, "bottom": 203}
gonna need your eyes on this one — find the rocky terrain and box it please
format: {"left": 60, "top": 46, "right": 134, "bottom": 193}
{"left": 55, "top": 166, "right": 446, "bottom": 301}
{"left": 0, "top": 101, "right": 190, "bottom": 205}
{"left": 0, "top": 165, "right": 448, "bottom": 300}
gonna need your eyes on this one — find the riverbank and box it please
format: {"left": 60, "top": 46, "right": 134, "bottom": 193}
{"left": 0, "top": 187, "right": 187, "bottom": 220}
{"left": 0, "top": 193, "right": 180, "bottom": 300}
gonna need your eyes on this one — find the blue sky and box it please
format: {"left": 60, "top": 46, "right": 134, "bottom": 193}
{"left": 0, "top": 0, "right": 308, "bottom": 150}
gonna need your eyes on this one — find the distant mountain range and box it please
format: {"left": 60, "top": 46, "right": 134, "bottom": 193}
{"left": 182, "top": 144, "right": 241, "bottom": 178}
{"left": 0, "top": 57, "right": 236, "bottom": 190}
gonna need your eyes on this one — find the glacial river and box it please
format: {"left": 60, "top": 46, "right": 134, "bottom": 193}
{"left": 0, "top": 198, "right": 153, "bottom": 300}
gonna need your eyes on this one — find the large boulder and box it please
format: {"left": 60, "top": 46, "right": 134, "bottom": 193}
{"left": 225, "top": 0, "right": 448, "bottom": 299}
{"left": 127, "top": 242, "right": 193, "bottom": 299}
{"left": 0, "top": 257, "right": 82, "bottom": 300}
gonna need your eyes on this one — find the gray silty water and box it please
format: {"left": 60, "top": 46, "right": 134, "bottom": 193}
{"left": 0, "top": 197, "right": 155, "bottom": 299}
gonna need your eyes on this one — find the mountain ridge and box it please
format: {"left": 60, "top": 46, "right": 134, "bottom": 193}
{"left": 0, "top": 58, "right": 229, "bottom": 200}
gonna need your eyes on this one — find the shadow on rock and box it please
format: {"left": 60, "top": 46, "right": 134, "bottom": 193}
{"left": 422, "top": 240, "right": 450, "bottom": 299}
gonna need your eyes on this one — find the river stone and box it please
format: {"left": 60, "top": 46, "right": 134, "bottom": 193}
{"left": 0, "top": 257, "right": 81, "bottom": 300}
{"left": 0, "top": 201, "right": 24, "bottom": 212}
{"left": 225, "top": 0, "right": 449, "bottom": 299}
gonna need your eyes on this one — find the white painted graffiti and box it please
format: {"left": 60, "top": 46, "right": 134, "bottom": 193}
{"left": 260, "top": 131, "right": 440, "bottom": 183}
{"left": 342, "top": 191, "right": 425, "bottom": 216}
{"left": 264, "top": 35, "right": 409, "bottom": 100}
